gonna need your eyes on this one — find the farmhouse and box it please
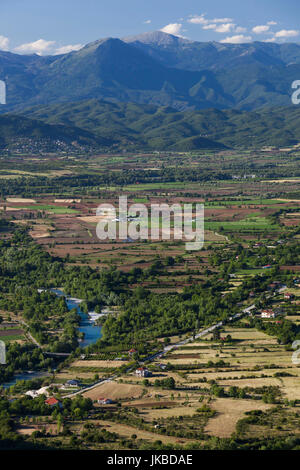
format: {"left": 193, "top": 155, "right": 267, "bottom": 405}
{"left": 129, "top": 348, "right": 137, "bottom": 356}
{"left": 136, "top": 367, "right": 152, "bottom": 377}
{"left": 284, "top": 292, "right": 294, "bottom": 300}
{"left": 268, "top": 283, "right": 277, "bottom": 291}
{"left": 65, "top": 379, "right": 80, "bottom": 387}
{"left": 261, "top": 309, "right": 277, "bottom": 319}
{"left": 97, "top": 397, "right": 113, "bottom": 405}
{"left": 45, "top": 397, "right": 61, "bottom": 407}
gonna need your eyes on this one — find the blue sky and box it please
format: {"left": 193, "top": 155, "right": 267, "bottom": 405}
{"left": 1, "top": 0, "right": 300, "bottom": 55}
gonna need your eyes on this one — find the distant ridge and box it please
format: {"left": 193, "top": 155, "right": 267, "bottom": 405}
{"left": 19, "top": 99, "right": 300, "bottom": 150}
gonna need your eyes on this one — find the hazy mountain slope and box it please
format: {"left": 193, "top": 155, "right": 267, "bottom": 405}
{"left": 0, "top": 32, "right": 300, "bottom": 111}
{"left": 1, "top": 38, "right": 231, "bottom": 112}
{"left": 124, "top": 32, "right": 300, "bottom": 70}
{"left": 124, "top": 32, "right": 300, "bottom": 110}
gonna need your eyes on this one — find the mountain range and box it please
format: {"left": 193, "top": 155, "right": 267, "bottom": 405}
{"left": 0, "top": 100, "right": 298, "bottom": 151}
{"left": 1, "top": 32, "right": 300, "bottom": 152}
{"left": 1, "top": 31, "right": 300, "bottom": 112}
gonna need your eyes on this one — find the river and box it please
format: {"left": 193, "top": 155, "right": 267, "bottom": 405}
{"left": 1, "top": 371, "right": 50, "bottom": 389}
{"left": 50, "top": 288, "right": 102, "bottom": 348}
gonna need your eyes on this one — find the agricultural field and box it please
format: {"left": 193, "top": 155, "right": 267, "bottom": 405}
{"left": 0, "top": 149, "right": 299, "bottom": 451}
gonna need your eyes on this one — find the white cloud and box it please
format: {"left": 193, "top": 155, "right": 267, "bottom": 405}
{"left": 252, "top": 25, "right": 270, "bottom": 34}
{"left": 143, "top": 20, "right": 151, "bottom": 24}
{"left": 188, "top": 14, "right": 233, "bottom": 25}
{"left": 203, "top": 23, "right": 246, "bottom": 34}
{"left": 15, "top": 39, "right": 56, "bottom": 55}
{"left": 215, "top": 23, "right": 236, "bottom": 33}
{"left": 275, "top": 29, "right": 299, "bottom": 38}
{"left": 55, "top": 44, "right": 83, "bottom": 55}
{"left": 186, "top": 14, "right": 299, "bottom": 43}
{"left": 220, "top": 35, "right": 252, "bottom": 44}
{"left": 188, "top": 14, "right": 208, "bottom": 25}
{"left": 210, "top": 17, "right": 234, "bottom": 24}
{"left": 188, "top": 14, "right": 247, "bottom": 36}
{"left": 0, "top": 35, "right": 9, "bottom": 51}
{"left": 203, "top": 24, "right": 217, "bottom": 30}
{"left": 14, "top": 39, "right": 84, "bottom": 56}
{"left": 235, "top": 26, "right": 247, "bottom": 33}
{"left": 160, "top": 23, "right": 183, "bottom": 37}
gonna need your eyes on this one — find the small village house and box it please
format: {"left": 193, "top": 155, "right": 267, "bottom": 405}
{"left": 136, "top": 367, "right": 152, "bottom": 377}
{"left": 45, "top": 397, "right": 62, "bottom": 408}
{"left": 97, "top": 398, "right": 113, "bottom": 405}
{"left": 261, "top": 309, "right": 277, "bottom": 319}
{"left": 65, "top": 379, "right": 80, "bottom": 388}
{"left": 129, "top": 348, "right": 137, "bottom": 356}
{"left": 284, "top": 292, "right": 294, "bottom": 300}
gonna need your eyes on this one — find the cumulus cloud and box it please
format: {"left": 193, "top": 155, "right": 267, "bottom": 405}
{"left": 55, "top": 44, "right": 83, "bottom": 55}
{"left": 14, "top": 39, "right": 84, "bottom": 55}
{"left": 211, "top": 17, "right": 234, "bottom": 24}
{"left": 188, "top": 14, "right": 233, "bottom": 25}
{"left": 275, "top": 29, "right": 299, "bottom": 38}
{"left": 202, "top": 24, "right": 218, "bottom": 30}
{"left": 15, "top": 39, "right": 56, "bottom": 55}
{"left": 160, "top": 23, "right": 183, "bottom": 37}
{"left": 252, "top": 25, "right": 270, "bottom": 34}
{"left": 186, "top": 13, "right": 300, "bottom": 43}
{"left": 204, "top": 23, "right": 245, "bottom": 34}
{"left": 235, "top": 26, "right": 247, "bottom": 33}
{"left": 0, "top": 35, "right": 9, "bottom": 51}
{"left": 220, "top": 34, "right": 252, "bottom": 44}
{"left": 188, "top": 14, "right": 246, "bottom": 36}
{"left": 214, "top": 23, "right": 236, "bottom": 33}
{"left": 188, "top": 14, "right": 208, "bottom": 25}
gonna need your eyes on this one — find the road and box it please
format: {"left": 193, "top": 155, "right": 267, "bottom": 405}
{"left": 18, "top": 319, "right": 42, "bottom": 348}
{"left": 63, "top": 376, "right": 118, "bottom": 398}
{"left": 145, "top": 303, "right": 256, "bottom": 362}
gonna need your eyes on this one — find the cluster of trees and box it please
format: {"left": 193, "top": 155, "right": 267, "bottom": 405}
{"left": 0, "top": 168, "right": 234, "bottom": 197}
{"left": 143, "top": 377, "right": 176, "bottom": 389}
{"left": 101, "top": 278, "right": 243, "bottom": 345}
{"left": 80, "top": 423, "right": 118, "bottom": 443}
{"left": 0, "top": 343, "right": 54, "bottom": 385}
{"left": 251, "top": 317, "right": 300, "bottom": 345}
{"left": 0, "top": 394, "right": 93, "bottom": 418}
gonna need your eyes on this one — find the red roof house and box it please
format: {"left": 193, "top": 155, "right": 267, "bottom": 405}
{"left": 45, "top": 397, "right": 60, "bottom": 407}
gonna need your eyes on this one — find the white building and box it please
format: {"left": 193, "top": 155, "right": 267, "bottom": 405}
{"left": 261, "top": 310, "right": 276, "bottom": 319}
{"left": 25, "top": 386, "right": 49, "bottom": 398}
{"left": 136, "top": 367, "right": 152, "bottom": 377}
